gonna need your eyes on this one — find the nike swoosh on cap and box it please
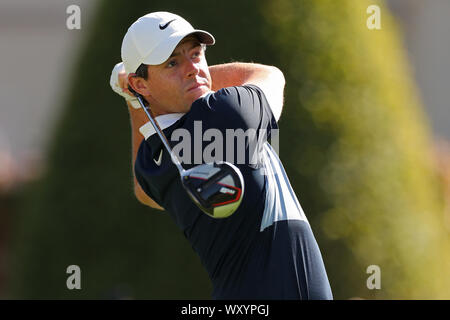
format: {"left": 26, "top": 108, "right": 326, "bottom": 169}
{"left": 159, "top": 19, "right": 176, "bottom": 30}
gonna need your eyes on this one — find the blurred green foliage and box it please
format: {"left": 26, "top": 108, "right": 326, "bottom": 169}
{"left": 262, "top": 0, "right": 450, "bottom": 298}
{"left": 8, "top": 0, "right": 450, "bottom": 299}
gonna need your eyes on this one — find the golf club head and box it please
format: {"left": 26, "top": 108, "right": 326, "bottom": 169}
{"left": 181, "top": 161, "right": 244, "bottom": 218}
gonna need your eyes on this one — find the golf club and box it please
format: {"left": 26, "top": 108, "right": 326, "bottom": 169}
{"left": 131, "top": 89, "right": 244, "bottom": 218}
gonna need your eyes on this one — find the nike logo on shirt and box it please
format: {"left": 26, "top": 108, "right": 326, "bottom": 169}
{"left": 154, "top": 149, "right": 163, "bottom": 166}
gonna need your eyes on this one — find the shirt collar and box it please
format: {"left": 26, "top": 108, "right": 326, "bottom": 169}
{"left": 139, "top": 113, "right": 185, "bottom": 140}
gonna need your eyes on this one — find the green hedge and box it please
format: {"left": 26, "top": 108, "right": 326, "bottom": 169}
{"left": 9, "top": 0, "right": 450, "bottom": 299}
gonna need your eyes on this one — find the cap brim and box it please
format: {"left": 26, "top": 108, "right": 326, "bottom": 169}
{"left": 141, "top": 30, "right": 215, "bottom": 66}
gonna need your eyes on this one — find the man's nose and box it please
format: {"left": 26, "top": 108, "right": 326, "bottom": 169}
{"left": 184, "top": 58, "right": 200, "bottom": 78}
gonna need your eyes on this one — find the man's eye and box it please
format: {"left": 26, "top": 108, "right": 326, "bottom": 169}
{"left": 167, "top": 60, "right": 177, "bottom": 68}
{"left": 192, "top": 50, "right": 202, "bottom": 59}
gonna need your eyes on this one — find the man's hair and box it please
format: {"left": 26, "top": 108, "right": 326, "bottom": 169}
{"left": 133, "top": 42, "right": 207, "bottom": 80}
{"left": 135, "top": 63, "right": 149, "bottom": 80}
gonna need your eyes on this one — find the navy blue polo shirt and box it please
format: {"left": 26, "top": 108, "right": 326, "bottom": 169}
{"left": 135, "top": 85, "right": 333, "bottom": 299}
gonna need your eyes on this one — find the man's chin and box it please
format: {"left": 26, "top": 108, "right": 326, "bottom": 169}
{"left": 188, "top": 86, "right": 211, "bottom": 101}
{"left": 199, "top": 91, "right": 211, "bottom": 98}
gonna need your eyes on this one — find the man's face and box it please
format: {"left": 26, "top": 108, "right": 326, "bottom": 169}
{"left": 144, "top": 36, "right": 212, "bottom": 115}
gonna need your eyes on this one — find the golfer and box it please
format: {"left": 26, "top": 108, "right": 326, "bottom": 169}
{"left": 110, "top": 11, "right": 333, "bottom": 299}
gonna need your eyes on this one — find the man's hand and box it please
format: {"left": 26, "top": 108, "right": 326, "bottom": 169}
{"left": 110, "top": 62, "right": 141, "bottom": 109}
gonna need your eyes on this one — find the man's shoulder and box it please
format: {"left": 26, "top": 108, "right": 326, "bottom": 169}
{"left": 212, "top": 84, "right": 264, "bottom": 99}
{"left": 192, "top": 85, "right": 266, "bottom": 111}
{"left": 183, "top": 84, "right": 275, "bottom": 133}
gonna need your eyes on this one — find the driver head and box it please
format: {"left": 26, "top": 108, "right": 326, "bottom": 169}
{"left": 181, "top": 162, "right": 244, "bottom": 218}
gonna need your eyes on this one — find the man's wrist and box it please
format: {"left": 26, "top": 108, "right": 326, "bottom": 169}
{"left": 128, "top": 99, "right": 141, "bottom": 109}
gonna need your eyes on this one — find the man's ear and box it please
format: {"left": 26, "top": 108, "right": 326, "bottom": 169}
{"left": 128, "top": 74, "right": 151, "bottom": 97}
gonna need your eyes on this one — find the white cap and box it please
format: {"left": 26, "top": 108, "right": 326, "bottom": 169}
{"left": 121, "top": 12, "right": 215, "bottom": 74}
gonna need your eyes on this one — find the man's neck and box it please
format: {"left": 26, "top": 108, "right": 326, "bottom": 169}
{"left": 147, "top": 90, "right": 213, "bottom": 117}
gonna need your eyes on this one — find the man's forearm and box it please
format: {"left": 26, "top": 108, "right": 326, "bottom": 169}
{"left": 209, "top": 62, "right": 275, "bottom": 91}
{"left": 209, "top": 62, "right": 285, "bottom": 121}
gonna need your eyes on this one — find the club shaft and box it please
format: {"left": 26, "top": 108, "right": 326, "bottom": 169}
{"left": 136, "top": 95, "right": 185, "bottom": 173}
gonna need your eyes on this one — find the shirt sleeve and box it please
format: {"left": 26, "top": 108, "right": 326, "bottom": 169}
{"left": 187, "top": 84, "right": 279, "bottom": 169}
{"left": 134, "top": 140, "right": 165, "bottom": 210}
{"left": 196, "top": 84, "right": 278, "bottom": 137}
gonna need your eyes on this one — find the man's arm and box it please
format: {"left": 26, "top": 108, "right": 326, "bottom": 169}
{"left": 209, "top": 62, "right": 285, "bottom": 121}
{"left": 111, "top": 63, "right": 164, "bottom": 210}
{"left": 127, "top": 101, "right": 165, "bottom": 210}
